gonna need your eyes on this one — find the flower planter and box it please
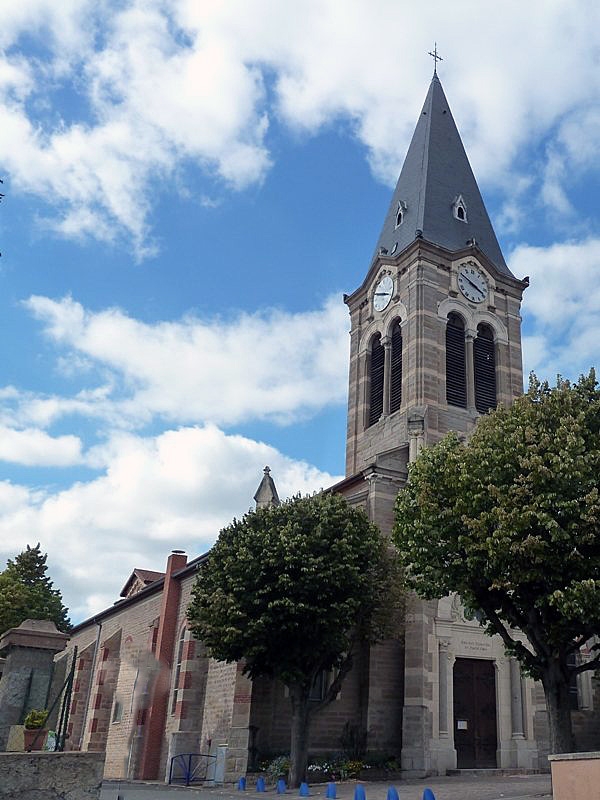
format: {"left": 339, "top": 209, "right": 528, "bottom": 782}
{"left": 24, "top": 728, "right": 47, "bottom": 751}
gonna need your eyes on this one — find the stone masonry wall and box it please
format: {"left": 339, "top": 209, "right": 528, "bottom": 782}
{"left": 0, "top": 751, "right": 104, "bottom": 800}
{"left": 64, "top": 589, "right": 163, "bottom": 779}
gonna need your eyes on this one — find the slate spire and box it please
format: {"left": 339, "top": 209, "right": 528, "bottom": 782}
{"left": 374, "top": 75, "right": 512, "bottom": 277}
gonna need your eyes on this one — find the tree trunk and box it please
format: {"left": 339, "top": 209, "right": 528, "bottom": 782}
{"left": 541, "top": 661, "right": 575, "bottom": 755}
{"left": 288, "top": 683, "right": 312, "bottom": 788}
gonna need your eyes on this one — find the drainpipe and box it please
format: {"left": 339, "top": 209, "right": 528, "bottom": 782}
{"left": 138, "top": 550, "right": 187, "bottom": 780}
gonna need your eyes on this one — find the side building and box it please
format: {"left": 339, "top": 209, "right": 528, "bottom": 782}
{"left": 60, "top": 73, "right": 600, "bottom": 782}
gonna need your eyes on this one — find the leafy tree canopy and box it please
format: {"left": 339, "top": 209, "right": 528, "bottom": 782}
{"left": 188, "top": 491, "right": 401, "bottom": 784}
{"left": 0, "top": 544, "right": 71, "bottom": 635}
{"left": 189, "top": 491, "right": 399, "bottom": 683}
{"left": 393, "top": 371, "right": 600, "bottom": 753}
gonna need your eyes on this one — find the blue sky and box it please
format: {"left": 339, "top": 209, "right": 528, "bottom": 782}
{"left": 1, "top": 1, "right": 600, "bottom": 622}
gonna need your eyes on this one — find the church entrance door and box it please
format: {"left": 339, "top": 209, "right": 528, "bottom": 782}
{"left": 453, "top": 657, "right": 497, "bottom": 768}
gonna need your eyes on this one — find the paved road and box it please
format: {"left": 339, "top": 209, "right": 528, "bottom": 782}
{"left": 101, "top": 774, "right": 552, "bottom": 800}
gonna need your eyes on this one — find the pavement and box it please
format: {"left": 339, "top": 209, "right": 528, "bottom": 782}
{"left": 101, "top": 773, "right": 553, "bottom": 800}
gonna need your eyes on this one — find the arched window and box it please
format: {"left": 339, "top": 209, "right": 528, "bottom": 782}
{"left": 368, "top": 334, "right": 384, "bottom": 426}
{"left": 390, "top": 320, "right": 403, "bottom": 414}
{"left": 474, "top": 323, "right": 497, "bottom": 412}
{"left": 446, "top": 313, "right": 467, "bottom": 408}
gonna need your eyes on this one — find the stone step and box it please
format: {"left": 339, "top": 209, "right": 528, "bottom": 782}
{"left": 447, "top": 768, "right": 547, "bottom": 776}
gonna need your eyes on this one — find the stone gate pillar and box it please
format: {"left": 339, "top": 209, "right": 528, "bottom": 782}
{"left": 0, "top": 619, "right": 69, "bottom": 749}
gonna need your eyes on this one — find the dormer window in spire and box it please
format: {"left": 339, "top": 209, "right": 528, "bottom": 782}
{"left": 395, "top": 200, "right": 407, "bottom": 229}
{"left": 453, "top": 195, "right": 468, "bottom": 223}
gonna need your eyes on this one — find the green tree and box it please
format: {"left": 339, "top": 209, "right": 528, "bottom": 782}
{"left": 0, "top": 544, "right": 71, "bottom": 635}
{"left": 187, "top": 492, "right": 401, "bottom": 786}
{"left": 393, "top": 372, "right": 600, "bottom": 755}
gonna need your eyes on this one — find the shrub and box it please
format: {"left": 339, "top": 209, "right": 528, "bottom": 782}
{"left": 24, "top": 709, "right": 48, "bottom": 729}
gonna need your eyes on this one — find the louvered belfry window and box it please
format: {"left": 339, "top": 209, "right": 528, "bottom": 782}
{"left": 368, "top": 334, "right": 385, "bottom": 426}
{"left": 390, "top": 321, "right": 403, "bottom": 414}
{"left": 474, "top": 324, "right": 497, "bottom": 413}
{"left": 446, "top": 313, "right": 467, "bottom": 408}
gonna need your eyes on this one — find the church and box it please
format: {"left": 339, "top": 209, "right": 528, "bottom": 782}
{"left": 57, "top": 71, "right": 599, "bottom": 782}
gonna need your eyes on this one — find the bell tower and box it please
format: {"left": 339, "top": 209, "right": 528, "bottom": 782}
{"left": 338, "top": 71, "right": 533, "bottom": 776}
{"left": 344, "top": 73, "right": 527, "bottom": 478}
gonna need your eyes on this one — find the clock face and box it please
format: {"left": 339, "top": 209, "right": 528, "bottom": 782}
{"left": 373, "top": 275, "right": 394, "bottom": 311}
{"left": 457, "top": 265, "right": 487, "bottom": 303}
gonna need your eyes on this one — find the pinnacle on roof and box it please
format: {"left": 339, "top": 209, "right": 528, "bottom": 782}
{"left": 373, "top": 74, "right": 513, "bottom": 277}
{"left": 253, "top": 465, "right": 280, "bottom": 510}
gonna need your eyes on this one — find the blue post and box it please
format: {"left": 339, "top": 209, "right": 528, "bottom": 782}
{"left": 326, "top": 783, "right": 337, "bottom": 799}
{"left": 387, "top": 788, "right": 399, "bottom": 800}
{"left": 422, "top": 789, "right": 436, "bottom": 800}
{"left": 277, "top": 778, "right": 287, "bottom": 794}
{"left": 354, "top": 785, "right": 366, "bottom": 800}
{"left": 299, "top": 782, "right": 310, "bottom": 796}
{"left": 256, "top": 777, "right": 266, "bottom": 792}
{"left": 238, "top": 777, "right": 247, "bottom": 791}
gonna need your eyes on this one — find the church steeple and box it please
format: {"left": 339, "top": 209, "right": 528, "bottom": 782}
{"left": 373, "top": 75, "right": 512, "bottom": 277}
{"left": 344, "top": 73, "right": 527, "bottom": 478}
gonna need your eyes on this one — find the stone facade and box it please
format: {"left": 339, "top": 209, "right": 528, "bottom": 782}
{"left": 58, "top": 73, "right": 600, "bottom": 784}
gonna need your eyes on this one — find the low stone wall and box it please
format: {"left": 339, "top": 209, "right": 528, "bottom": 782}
{"left": 549, "top": 751, "right": 600, "bottom": 800}
{"left": 0, "top": 751, "right": 105, "bottom": 799}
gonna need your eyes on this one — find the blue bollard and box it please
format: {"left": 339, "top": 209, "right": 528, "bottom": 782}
{"left": 326, "top": 783, "right": 337, "bottom": 799}
{"left": 299, "top": 782, "right": 310, "bottom": 796}
{"left": 386, "top": 788, "right": 399, "bottom": 800}
{"left": 354, "top": 785, "right": 366, "bottom": 800}
{"left": 238, "top": 777, "right": 247, "bottom": 791}
{"left": 422, "top": 789, "right": 436, "bottom": 800}
{"left": 277, "top": 778, "right": 287, "bottom": 794}
{"left": 256, "top": 777, "right": 266, "bottom": 792}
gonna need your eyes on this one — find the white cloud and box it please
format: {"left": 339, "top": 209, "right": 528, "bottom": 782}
{"left": 0, "top": 425, "right": 341, "bottom": 622}
{"left": 23, "top": 294, "right": 349, "bottom": 427}
{"left": 0, "top": 426, "right": 82, "bottom": 466}
{"left": 1, "top": 1, "right": 600, "bottom": 252}
{"left": 511, "top": 238, "right": 600, "bottom": 379}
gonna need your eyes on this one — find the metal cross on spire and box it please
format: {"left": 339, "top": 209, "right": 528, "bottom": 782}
{"left": 428, "top": 43, "right": 443, "bottom": 75}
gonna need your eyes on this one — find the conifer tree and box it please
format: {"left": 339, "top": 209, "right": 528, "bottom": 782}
{"left": 0, "top": 543, "right": 71, "bottom": 634}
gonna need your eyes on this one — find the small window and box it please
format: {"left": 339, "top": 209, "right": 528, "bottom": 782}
{"left": 453, "top": 195, "right": 468, "bottom": 223}
{"left": 112, "top": 700, "right": 123, "bottom": 723}
{"left": 309, "top": 669, "right": 329, "bottom": 702}
{"left": 567, "top": 653, "right": 580, "bottom": 711}
{"left": 395, "top": 201, "right": 407, "bottom": 229}
{"left": 170, "top": 628, "right": 187, "bottom": 715}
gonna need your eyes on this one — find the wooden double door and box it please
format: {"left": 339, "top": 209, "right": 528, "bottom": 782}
{"left": 453, "top": 657, "right": 497, "bottom": 768}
